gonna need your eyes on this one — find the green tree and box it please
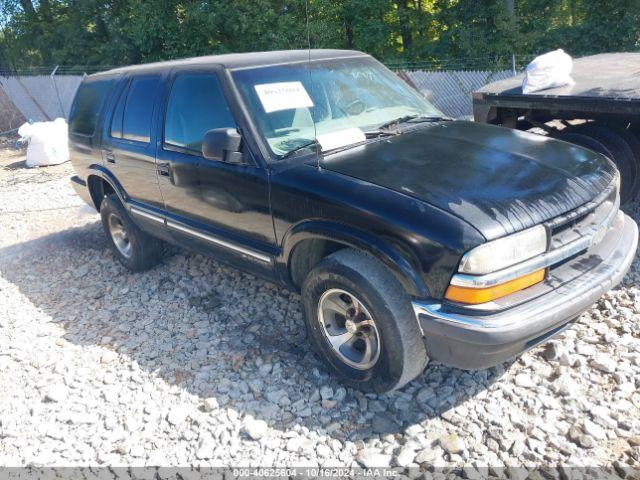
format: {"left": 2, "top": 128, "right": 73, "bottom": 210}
{"left": 1, "top": 0, "right": 639, "bottom": 71}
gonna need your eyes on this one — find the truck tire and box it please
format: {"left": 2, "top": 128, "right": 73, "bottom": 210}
{"left": 613, "top": 126, "right": 640, "bottom": 203}
{"left": 100, "top": 194, "right": 162, "bottom": 272}
{"left": 559, "top": 125, "right": 638, "bottom": 204}
{"left": 301, "top": 249, "right": 428, "bottom": 393}
{"left": 556, "top": 132, "right": 612, "bottom": 158}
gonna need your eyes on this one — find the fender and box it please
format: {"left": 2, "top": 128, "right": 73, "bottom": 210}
{"left": 278, "top": 219, "right": 430, "bottom": 298}
{"left": 85, "top": 164, "right": 129, "bottom": 209}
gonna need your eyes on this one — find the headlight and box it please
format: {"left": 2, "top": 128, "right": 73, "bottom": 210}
{"left": 459, "top": 224, "right": 547, "bottom": 275}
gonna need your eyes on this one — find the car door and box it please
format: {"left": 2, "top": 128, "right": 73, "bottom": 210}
{"left": 156, "top": 66, "right": 277, "bottom": 276}
{"left": 102, "top": 74, "right": 165, "bottom": 211}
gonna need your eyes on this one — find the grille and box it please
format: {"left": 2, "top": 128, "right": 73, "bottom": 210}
{"left": 546, "top": 183, "right": 619, "bottom": 267}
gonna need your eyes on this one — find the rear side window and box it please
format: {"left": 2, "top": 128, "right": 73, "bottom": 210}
{"left": 120, "top": 76, "right": 160, "bottom": 143}
{"left": 164, "top": 73, "right": 236, "bottom": 153}
{"left": 69, "top": 78, "right": 113, "bottom": 136}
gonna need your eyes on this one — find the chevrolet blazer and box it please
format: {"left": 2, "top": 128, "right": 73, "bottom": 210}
{"left": 69, "top": 50, "right": 638, "bottom": 392}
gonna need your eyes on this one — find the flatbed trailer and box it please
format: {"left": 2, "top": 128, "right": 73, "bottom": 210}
{"left": 473, "top": 52, "right": 640, "bottom": 203}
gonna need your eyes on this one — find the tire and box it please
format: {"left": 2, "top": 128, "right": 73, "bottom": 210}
{"left": 301, "top": 249, "right": 428, "bottom": 393}
{"left": 556, "top": 132, "right": 612, "bottom": 158}
{"left": 612, "top": 125, "right": 640, "bottom": 204}
{"left": 559, "top": 124, "right": 638, "bottom": 204}
{"left": 100, "top": 194, "right": 162, "bottom": 272}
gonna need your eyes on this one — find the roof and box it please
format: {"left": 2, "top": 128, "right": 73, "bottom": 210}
{"left": 92, "top": 49, "right": 369, "bottom": 77}
{"left": 476, "top": 52, "right": 640, "bottom": 101}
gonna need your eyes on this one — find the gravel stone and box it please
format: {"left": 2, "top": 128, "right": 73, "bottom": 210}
{"left": 166, "top": 405, "right": 191, "bottom": 426}
{"left": 371, "top": 413, "right": 399, "bottom": 434}
{"left": 242, "top": 418, "right": 268, "bottom": 440}
{"left": 514, "top": 373, "right": 536, "bottom": 388}
{"left": 319, "top": 386, "right": 333, "bottom": 401}
{"left": 42, "top": 385, "right": 67, "bottom": 403}
{"left": 591, "top": 354, "right": 617, "bottom": 373}
{"left": 543, "top": 342, "right": 564, "bottom": 361}
{"left": 100, "top": 350, "right": 118, "bottom": 364}
{"left": 356, "top": 448, "right": 392, "bottom": 468}
{"left": 316, "top": 443, "right": 332, "bottom": 458}
{"left": 578, "top": 435, "right": 596, "bottom": 449}
{"left": 395, "top": 446, "right": 416, "bottom": 467}
{"left": 439, "top": 434, "right": 465, "bottom": 454}
{"left": 202, "top": 397, "right": 219, "bottom": 412}
{"left": 552, "top": 373, "right": 580, "bottom": 396}
{"left": 583, "top": 419, "right": 607, "bottom": 441}
{"left": 414, "top": 447, "right": 435, "bottom": 464}
{"left": 321, "top": 399, "right": 337, "bottom": 409}
{"left": 196, "top": 436, "right": 216, "bottom": 460}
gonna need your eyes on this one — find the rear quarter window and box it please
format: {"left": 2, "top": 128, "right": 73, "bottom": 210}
{"left": 69, "top": 78, "right": 114, "bottom": 136}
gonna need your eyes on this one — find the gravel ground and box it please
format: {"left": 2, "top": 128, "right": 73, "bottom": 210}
{"left": 1, "top": 140, "right": 639, "bottom": 475}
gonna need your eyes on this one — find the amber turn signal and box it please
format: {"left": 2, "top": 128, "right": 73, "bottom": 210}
{"left": 445, "top": 269, "right": 545, "bottom": 305}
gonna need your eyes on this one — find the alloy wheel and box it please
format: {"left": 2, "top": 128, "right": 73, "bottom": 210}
{"left": 317, "top": 288, "right": 381, "bottom": 370}
{"left": 107, "top": 213, "right": 132, "bottom": 259}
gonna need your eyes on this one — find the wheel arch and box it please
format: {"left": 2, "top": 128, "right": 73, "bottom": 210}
{"left": 280, "top": 220, "right": 430, "bottom": 298}
{"left": 86, "top": 166, "right": 127, "bottom": 211}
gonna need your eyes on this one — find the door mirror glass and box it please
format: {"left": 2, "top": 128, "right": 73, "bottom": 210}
{"left": 202, "top": 128, "right": 244, "bottom": 164}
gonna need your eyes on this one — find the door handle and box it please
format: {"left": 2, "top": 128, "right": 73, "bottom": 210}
{"left": 104, "top": 150, "right": 116, "bottom": 163}
{"left": 157, "top": 162, "right": 171, "bottom": 177}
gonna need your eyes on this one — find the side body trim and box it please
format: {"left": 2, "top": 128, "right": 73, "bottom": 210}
{"left": 130, "top": 207, "right": 165, "bottom": 224}
{"left": 166, "top": 220, "right": 272, "bottom": 263}
{"left": 129, "top": 204, "right": 271, "bottom": 264}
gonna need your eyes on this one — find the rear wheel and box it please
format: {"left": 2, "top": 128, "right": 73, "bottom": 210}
{"left": 302, "top": 249, "right": 428, "bottom": 393}
{"left": 100, "top": 194, "right": 162, "bottom": 272}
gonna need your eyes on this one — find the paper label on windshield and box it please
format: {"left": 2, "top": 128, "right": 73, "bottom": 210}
{"left": 254, "top": 81, "right": 314, "bottom": 113}
{"left": 316, "top": 127, "right": 366, "bottom": 152}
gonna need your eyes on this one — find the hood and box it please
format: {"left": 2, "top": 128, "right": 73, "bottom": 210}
{"left": 319, "top": 121, "right": 617, "bottom": 240}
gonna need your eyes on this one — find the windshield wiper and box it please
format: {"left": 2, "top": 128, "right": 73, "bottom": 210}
{"left": 377, "top": 114, "right": 452, "bottom": 131}
{"left": 363, "top": 130, "right": 397, "bottom": 139}
{"left": 280, "top": 139, "right": 319, "bottom": 159}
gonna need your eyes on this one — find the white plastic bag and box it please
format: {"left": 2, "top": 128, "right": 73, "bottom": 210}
{"left": 522, "top": 49, "right": 575, "bottom": 94}
{"left": 18, "top": 118, "right": 70, "bottom": 167}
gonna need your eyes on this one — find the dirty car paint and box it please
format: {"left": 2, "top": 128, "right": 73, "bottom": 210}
{"left": 319, "top": 121, "right": 617, "bottom": 241}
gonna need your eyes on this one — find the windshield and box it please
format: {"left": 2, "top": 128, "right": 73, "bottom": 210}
{"left": 232, "top": 56, "right": 442, "bottom": 159}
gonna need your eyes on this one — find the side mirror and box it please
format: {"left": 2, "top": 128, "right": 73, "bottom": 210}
{"left": 202, "top": 128, "right": 244, "bottom": 164}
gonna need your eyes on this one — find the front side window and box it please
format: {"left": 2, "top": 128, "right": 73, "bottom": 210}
{"left": 121, "top": 76, "right": 160, "bottom": 143}
{"left": 69, "top": 78, "right": 114, "bottom": 136}
{"left": 232, "top": 57, "right": 442, "bottom": 158}
{"left": 164, "top": 73, "right": 236, "bottom": 153}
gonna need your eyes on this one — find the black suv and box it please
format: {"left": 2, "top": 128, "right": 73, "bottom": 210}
{"left": 69, "top": 50, "right": 637, "bottom": 392}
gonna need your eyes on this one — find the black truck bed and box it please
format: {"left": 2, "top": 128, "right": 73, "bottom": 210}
{"left": 473, "top": 53, "right": 640, "bottom": 118}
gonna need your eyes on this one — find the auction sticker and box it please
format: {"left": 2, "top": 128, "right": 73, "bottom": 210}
{"left": 255, "top": 81, "right": 314, "bottom": 113}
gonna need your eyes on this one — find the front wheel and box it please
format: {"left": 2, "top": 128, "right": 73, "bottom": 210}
{"left": 302, "top": 249, "right": 428, "bottom": 393}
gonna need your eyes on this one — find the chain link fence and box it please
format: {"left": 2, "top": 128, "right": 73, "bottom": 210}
{"left": 0, "top": 62, "right": 521, "bottom": 134}
{"left": 0, "top": 71, "right": 83, "bottom": 131}
{"left": 0, "top": 86, "right": 25, "bottom": 133}
{"left": 403, "top": 70, "right": 516, "bottom": 119}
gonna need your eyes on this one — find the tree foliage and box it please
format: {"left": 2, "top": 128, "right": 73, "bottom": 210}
{"left": 0, "top": 0, "right": 639, "bottom": 71}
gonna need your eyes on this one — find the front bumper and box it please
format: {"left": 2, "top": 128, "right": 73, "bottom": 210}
{"left": 412, "top": 212, "right": 638, "bottom": 370}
